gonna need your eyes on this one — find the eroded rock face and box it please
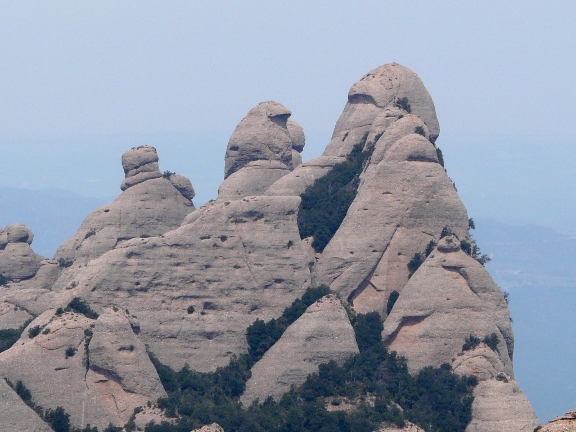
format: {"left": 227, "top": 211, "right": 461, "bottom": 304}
{"left": 49, "top": 196, "right": 311, "bottom": 372}
{"left": 54, "top": 146, "right": 195, "bottom": 265}
{"left": 267, "top": 63, "right": 439, "bottom": 197}
{"left": 382, "top": 236, "right": 513, "bottom": 375}
{"left": 0, "top": 378, "right": 52, "bottom": 431}
{"left": 241, "top": 294, "right": 358, "bottom": 405}
{"left": 381, "top": 236, "right": 539, "bottom": 430}
{"left": 224, "top": 101, "right": 293, "bottom": 179}
{"left": 0, "top": 224, "right": 44, "bottom": 282}
{"left": 0, "top": 308, "right": 165, "bottom": 431}
{"left": 539, "top": 409, "right": 576, "bottom": 432}
{"left": 315, "top": 133, "right": 469, "bottom": 316}
{"left": 219, "top": 102, "right": 305, "bottom": 199}
{"left": 465, "top": 380, "right": 540, "bottom": 432}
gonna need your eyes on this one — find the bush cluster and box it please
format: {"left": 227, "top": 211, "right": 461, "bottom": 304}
{"left": 145, "top": 302, "right": 477, "bottom": 432}
{"left": 67, "top": 297, "right": 99, "bottom": 320}
{"left": 462, "top": 333, "right": 500, "bottom": 353}
{"left": 298, "top": 142, "right": 372, "bottom": 252}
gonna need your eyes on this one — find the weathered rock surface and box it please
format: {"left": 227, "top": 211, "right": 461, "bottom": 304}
{"left": 219, "top": 103, "right": 305, "bottom": 199}
{"left": 224, "top": 101, "right": 293, "bottom": 179}
{"left": 241, "top": 294, "right": 358, "bottom": 404}
{"left": 315, "top": 133, "right": 469, "bottom": 316}
{"left": 0, "top": 308, "right": 165, "bottom": 430}
{"left": 0, "top": 377, "right": 52, "bottom": 431}
{"left": 382, "top": 236, "right": 513, "bottom": 375}
{"left": 539, "top": 409, "right": 576, "bottom": 432}
{"left": 465, "top": 380, "right": 540, "bottom": 432}
{"left": 267, "top": 62, "right": 439, "bottom": 197}
{"left": 378, "top": 422, "right": 425, "bottom": 432}
{"left": 54, "top": 145, "right": 195, "bottom": 265}
{"left": 381, "top": 236, "right": 539, "bottom": 430}
{"left": 49, "top": 196, "right": 311, "bottom": 372}
{"left": 0, "top": 224, "right": 44, "bottom": 281}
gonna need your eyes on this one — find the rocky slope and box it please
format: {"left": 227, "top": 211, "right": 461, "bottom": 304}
{"left": 0, "top": 63, "right": 541, "bottom": 431}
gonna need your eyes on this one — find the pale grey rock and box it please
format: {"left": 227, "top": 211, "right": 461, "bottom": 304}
{"left": 288, "top": 119, "right": 305, "bottom": 152}
{"left": 266, "top": 63, "right": 439, "bottom": 198}
{"left": 0, "top": 300, "right": 33, "bottom": 331}
{"left": 539, "top": 409, "right": 576, "bottom": 432}
{"left": 315, "top": 134, "right": 469, "bottom": 316}
{"left": 291, "top": 149, "right": 303, "bottom": 168}
{"left": 378, "top": 422, "right": 424, "bottom": 432}
{"left": 88, "top": 309, "right": 167, "bottom": 400}
{"left": 224, "top": 101, "right": 293, "bottom": 179}
{"left": 192, "top": 424, "right": 225, "bottom": 432}
{"left": 465, "top": 380, "right": 539, "bottom": 432}
{"left": 169, "top": 173, "right": 196, "bottom": 201}
{"left": 0, "top": 378, "right": 52, "bottom": 431}
{"left": 54, "top": 147, "right": 195, "bottom": 266}
{"left": 49, "top": 196, "right": 311, "bottom": 372}
{"left": 266, "top": 155, "right": 344, "bottom": 197}
{"left": 4, "top": 223, "right": 34, "bottom": 245}
{"left": 382, "top": 236, "right": 513, "bottom": 375}
{"left": 0, "top": 308, "right": 166, "bottom": 430}
{"left": 241, "top": 294, "right": 358, "bottom": 405}
{"left": 0, "top": 225, "right": 44, "bottom": 282}
{"left": 218, "top": 160, "right": 291, "bottom": 199}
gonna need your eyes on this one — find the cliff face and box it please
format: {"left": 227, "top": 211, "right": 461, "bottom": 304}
{"left": 0, "top": 63, "right": 539, "bottom": 431}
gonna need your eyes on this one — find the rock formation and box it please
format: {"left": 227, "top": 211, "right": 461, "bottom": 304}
{"left": 219, "top": 102, "right": 305, "bottom": 199}
{"left": 0, "top": 224, "right": 43, "bottom": 282}
{"left": 54, "top": 145, "right": 195, "bottom": 265}
{"left": 539, "top": 409, "right": 576, "bottom": 431}
{"left": 241, "top": 294, "right": 358, "bottom": 405}
{"left": 0, "top": 62, "right": 541, "bottom": 431}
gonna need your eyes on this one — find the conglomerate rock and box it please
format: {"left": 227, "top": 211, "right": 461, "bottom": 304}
{"left": 0, "top": 308, "right": 165, "bottom": 430}
{"left": 0, "top": 378, "right": 52, "bottom": 431}
{"left": 54, "top": 145, "right": 195, "bottom": 266}
{"left": 48, "top": 195, "right": 311, "bottom": 372}
{"left": 0, "top": 224, "right": 44, "bottom": 282}
{"left": 219, "top": 102, "right": 305, "bottom": 199}
{"left": 315, "top": 133, "right": 470, "bottom": 316}
{"left": 240, "top": 294, "right": 358, "bottom": 404}
{"left": 538, "top": 409, "right": 576, "bottom": 432}
{"left": 266, "top": 62, "right": 439, "bottom": 197}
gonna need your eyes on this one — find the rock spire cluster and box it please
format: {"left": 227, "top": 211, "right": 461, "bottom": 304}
{"left": 0, "top": 63, "right": 540, "bottom": 431}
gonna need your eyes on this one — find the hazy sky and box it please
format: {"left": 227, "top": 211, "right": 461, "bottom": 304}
{"left": 1, "top": 1, "right": 575, "bottom": 233}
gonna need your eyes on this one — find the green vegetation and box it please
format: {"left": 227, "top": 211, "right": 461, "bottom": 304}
{"left": 65, "top": 347, "right": 77, "bottom": 358}
{"left": 407, "top": 240, "right": 436, "bottom": 278}
{"left": 163, "top": 170, "right": 175, "bottom": 178}
{"left": 247, "top": 286, "right": 331, "bottom": 360}
{"left": 462, "top": 333, "right": 500, "bottom": 353}
{"left": 386, "top": 290, "right": 400, "bottom": 315}
{"left": 67, "top": 297, "right": 99, "bottom": 319}
{"left": 145, "top": 297, "right": 477, "bottom": 432}
{"left": 414, "top": 126, "right": 425, "bottom": 136}
{"left": 0, "top": 273, "right": 8, "bottom": 286}
{"left": 298, "top": 142, "right": 372, "bottom": 252}
{"left": 28, "top": 325, "right": 41, "bottom": 338}
{"left": 0, "top": 328, "right": 21, "bottom": 352}
{"left": 57, "top": 258, "right": 74, "bottom": 268}
{"left": 440, "top": 225, "right": 491, "bottom": 266}
{"left": 395, "top": 97, "right": 412, "bottom": 113}
{"left": 435, "top": 147, "right": 444, "bottom": 167}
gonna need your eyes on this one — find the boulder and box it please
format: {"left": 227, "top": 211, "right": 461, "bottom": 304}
{"left": 241, "top": 294, "right": 358, "bottom": 405}
{"left": 465, "top": 380, "right": 540, "bottom": 432}
{"left": 192, "top": 424, "right": 225, "bottom": 432}
{"left": 219, "top": 102, "right": 305, "bottom": 199}
{"left": 0, "top": 224, "right": 43, "bottom": 282}
{"left": 54, "top": 146, "right": 195, "bottom": 265}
